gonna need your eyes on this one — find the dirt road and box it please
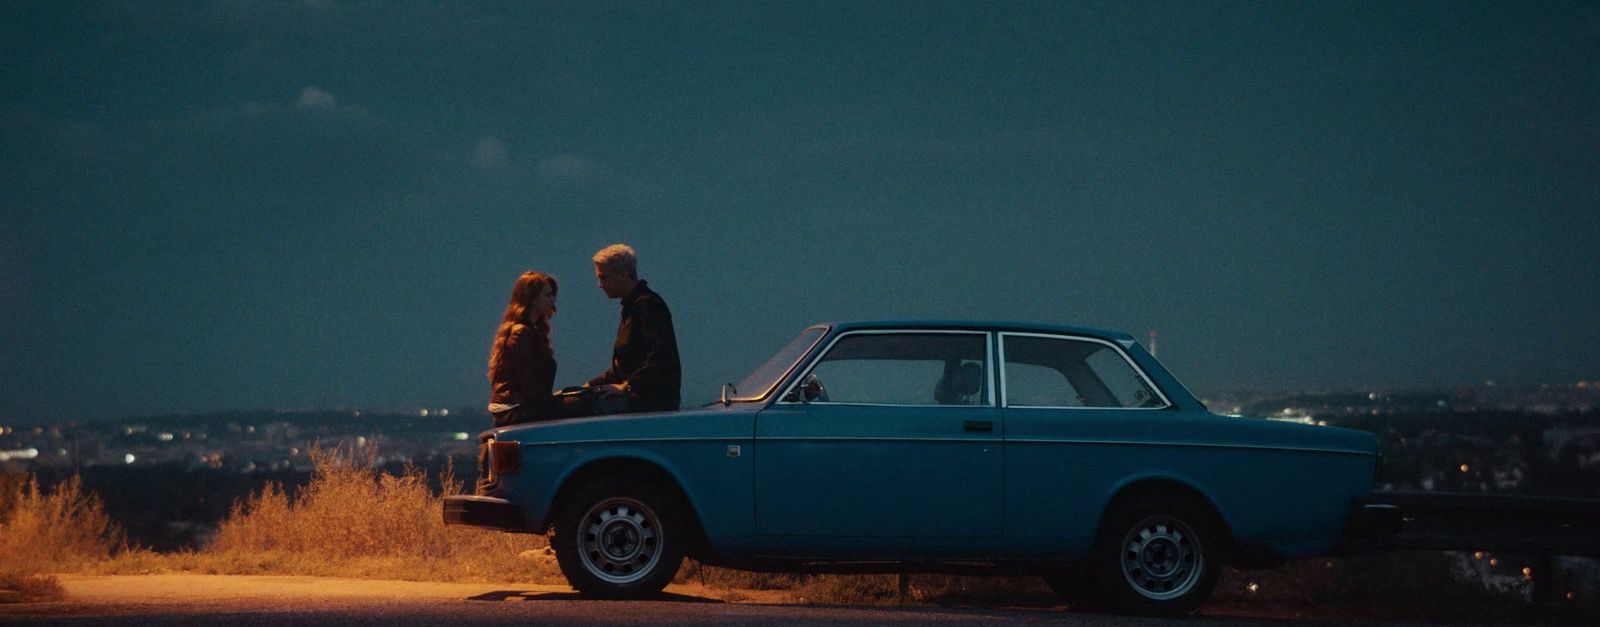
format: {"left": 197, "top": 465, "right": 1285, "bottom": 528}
{"left": 0, "top": 575, "right": 1147, "bottom": 626}
{"left": 0, "top": 574, "right": 1560, "bottom": 626}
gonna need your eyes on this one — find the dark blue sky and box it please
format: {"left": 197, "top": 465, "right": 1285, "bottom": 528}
{"left": 3, "top": 1, "right": 1596, "bottom": 422}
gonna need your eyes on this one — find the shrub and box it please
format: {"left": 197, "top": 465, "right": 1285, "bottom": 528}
{"left": 201, "top": 443, "right": 556, "bottom": 583}
{"left": 0, "top": 472, "right": 125, "bottom": 603}
{"left": 0, "top": 474, "right": 123, "bottom": 570}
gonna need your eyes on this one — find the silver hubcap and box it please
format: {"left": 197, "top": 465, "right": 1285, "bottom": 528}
{"left": 578, "top": 497, "right": 662, "bottom": 584}
{"left": 1120, "top": 515, "right": 1202, "bottom": 600}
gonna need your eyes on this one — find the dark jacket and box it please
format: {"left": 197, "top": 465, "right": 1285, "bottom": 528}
{"left": 587, "top": 280, "right": 681, "bottom": 412}
{"left": 489, "top": 323, "right": 557, "bottom": 425}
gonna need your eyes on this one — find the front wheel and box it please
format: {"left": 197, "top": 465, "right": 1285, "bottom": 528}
{"left": 552, "top": 479, "right": 686, "bottom": 598}
{"left": 1088, "top": 495, "right": 1222, "bottom": 616}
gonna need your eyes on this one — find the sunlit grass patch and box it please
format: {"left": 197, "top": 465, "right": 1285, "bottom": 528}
{"left": 0, "top": 470, "right": 129, "bottom": 603}
{"left": 0, "top": 571, "right": 65, "bottom": 604}
{"left": 0, "top": 474, "right": 125, "bottom": 570}
{"left": 186, "top": 443, "right": 562, "bottom": 583}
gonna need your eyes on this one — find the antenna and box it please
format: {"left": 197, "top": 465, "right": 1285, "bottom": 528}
{"left": 1148, "top": 329, "right": 1158, "bottom": 358}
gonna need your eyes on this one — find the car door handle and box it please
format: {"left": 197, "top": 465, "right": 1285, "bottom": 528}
{"left": 963, "top": 420, "right": 993, "bottom": 433}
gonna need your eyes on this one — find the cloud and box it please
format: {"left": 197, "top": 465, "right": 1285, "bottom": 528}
{"left": 536, "top": 154, "right": 598, "bottom": 181}
{"left": 295, "top": 86, "right": 338, "bottom": 110}
{"left": 472, "top": 136, "right": 509, "bottom": 171}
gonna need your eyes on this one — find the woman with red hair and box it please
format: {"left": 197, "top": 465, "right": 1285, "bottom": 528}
{"left": 486, "top": 271, "right": 559, "bottom": 427}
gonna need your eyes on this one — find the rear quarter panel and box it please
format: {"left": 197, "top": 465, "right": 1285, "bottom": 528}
{"left": 1004, "top": 409, "right": 1376, "bottom": 559}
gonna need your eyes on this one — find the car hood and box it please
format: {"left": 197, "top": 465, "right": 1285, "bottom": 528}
{"left": 487, "top": 404, "right": 759, "bottom": 444}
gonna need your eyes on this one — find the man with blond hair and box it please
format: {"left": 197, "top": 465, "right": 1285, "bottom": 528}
{"left": 585, "top": 244, "right": 681, "bottom": 413}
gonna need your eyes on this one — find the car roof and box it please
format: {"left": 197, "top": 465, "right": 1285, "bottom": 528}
{"left": 820, "top": 320, "right": 1137, "bottom": 342}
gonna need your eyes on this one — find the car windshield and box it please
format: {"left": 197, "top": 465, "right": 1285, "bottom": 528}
{"left": 732, "top": 328, "right": 826, "bottom": 401}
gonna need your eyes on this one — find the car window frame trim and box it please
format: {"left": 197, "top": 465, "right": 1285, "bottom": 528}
{"left": 997, "top": 331, "right": 1174, "bottom": 410}
{"left": 773, "top": 329, "right": 997, "bottom": 409}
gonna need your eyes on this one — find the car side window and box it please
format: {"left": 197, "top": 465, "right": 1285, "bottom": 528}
{"left": 1003, "top": 334, "right": 1164, "bottom": 409}
{"left": 1004, "top": 362, "right": 1084, "bottom": 407}
{"left": 799, "top": 333, "right": 987, "bottom": 406}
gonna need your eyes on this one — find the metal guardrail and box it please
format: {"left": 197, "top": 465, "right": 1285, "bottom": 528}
{"left": 1365, "top": 490, "right": 1600, "bottom": 557}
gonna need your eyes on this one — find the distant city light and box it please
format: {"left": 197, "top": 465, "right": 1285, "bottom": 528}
{"left": 124, "top": 453, "right": 136, "bottom": 464}
{"left": 1568, "top": 591, "right": 1578, "bottom": 601}
{"left": 1460, "top": 464, "right": 1470, "bottom": 473}
{"left": 356, "top": 436, "right": 367, "bottom": 446}
{"left": 420, "top": 409, "right": 430, "bottom": 417}
{"left": 1473, "top": 551, "right": 1485, "bottom": 559}
{"left": 1489, "top": 558, "right": 1499, "bottom": 567}
{"left": 0, "top": 448, "right": 40, "bottom": 462}
{"left": 453, "top": 432, "right": 469, "bottom": 441}
{"left": 440, "top": 409, "right": 449, "bottom": 417}
{"left": 158, "top": 432, "right": 174, "bottom": 442}
{"left": 1245, "top": 582, "right": 1259, "bottom": 593}
{"left": 1522, "top": 566, "right": 1532, "bottom": 578}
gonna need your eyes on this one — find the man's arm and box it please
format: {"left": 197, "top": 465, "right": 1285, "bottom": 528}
{"left": 620, "top": 296, "right": 678, "bottom": 398}
{"left": 587, "top": 364, "right": 621, "bottom": 388}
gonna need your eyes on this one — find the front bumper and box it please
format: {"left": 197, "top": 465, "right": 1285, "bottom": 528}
{"left": 442, "top": 495, "right": 529, "bottom": 533}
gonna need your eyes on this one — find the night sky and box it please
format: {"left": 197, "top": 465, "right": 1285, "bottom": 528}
{"left": 3, "top": 1, "right": 1596, "bottom": 422}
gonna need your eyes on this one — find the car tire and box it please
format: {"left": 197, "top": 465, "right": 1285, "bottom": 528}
{"left": 1088, "top": 494, "right": 1221, "bottom": 616}
{"left": 552, "top": 478, "right": 686, "bottom": 598}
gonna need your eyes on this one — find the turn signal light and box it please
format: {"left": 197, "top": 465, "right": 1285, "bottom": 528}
{"left": 489, "top": 440, "right": 521, "bottom": 475}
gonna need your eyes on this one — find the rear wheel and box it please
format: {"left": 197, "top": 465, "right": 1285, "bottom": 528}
{"left": 552, "top": 479, "right": 686, "bottom": 598}
{"left": 1088, "top": 494, "right": 1222, "bottom": 616}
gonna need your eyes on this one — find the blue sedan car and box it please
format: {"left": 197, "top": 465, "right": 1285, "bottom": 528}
{"left": 446, "top": 321, "right": 1388, "bottom": 616}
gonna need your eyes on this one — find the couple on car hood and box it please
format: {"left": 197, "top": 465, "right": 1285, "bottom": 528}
{"left": 485, "top": 243, "right": 680, "bottom": 427}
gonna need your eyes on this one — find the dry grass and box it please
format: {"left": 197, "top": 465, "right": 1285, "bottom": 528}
{"left": 673, "top": 563, "right": 1055, "bottom": 607}
{"left": 143, "top": 444, "right": 562, "bottom": 584}
{"left": 674, "top": 564, "right": 903, "bottom": 605}
{"left": 0, "top": 474, "right": 124, "bottom": 569}
{"left": 0, "top": 446, "right": 556, "bottom": 585}
{"left": 0, "top": 472, "right": 126, "bottom": 602}
{"left": 0, "top": 572, "right": 65, "bottom": 604}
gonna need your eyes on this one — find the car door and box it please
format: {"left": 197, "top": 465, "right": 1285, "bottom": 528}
{"left": 998, "top": 332, "right": 1177, "bottom": 556}
{"left": 753, "top": 330, "right": 1003, "bottom": 541}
